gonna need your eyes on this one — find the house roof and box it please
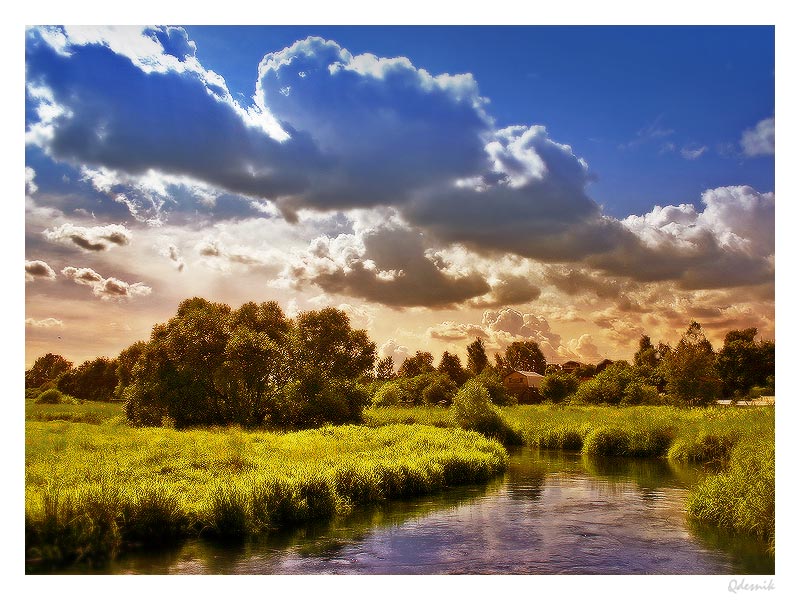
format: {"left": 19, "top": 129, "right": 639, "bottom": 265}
{"left": 511, "top": 370, "right": 544, "bottom": 377}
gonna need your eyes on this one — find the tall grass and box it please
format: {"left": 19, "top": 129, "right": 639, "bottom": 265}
{"left": 25, "top": 421, "right": 507, "bottom": 569}
{"left": 687, "top": 436, "right": 775, "bottom": 551}
{"left": 26, "top": 398, "right": 124, "bottom": 425}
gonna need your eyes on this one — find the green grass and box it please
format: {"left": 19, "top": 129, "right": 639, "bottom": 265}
{"left": 26, "top": 398, "right": 124, "bottom": 425}
{"left": 687, "top": 436, "right": 775, "bottom": 551}
{"left": 25, "top": 420, "right": 507, "bottom": 570}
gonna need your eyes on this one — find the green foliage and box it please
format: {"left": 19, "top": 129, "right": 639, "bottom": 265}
{"left": 372, "top": 382, "right": 404, "bottom": 407}
{"left": 58, "top": 357, "right": 119, "bottom": 402}
{"left": 25, "top": 421, "right": 507, "bottom": 568}
{"left": 539, "top": 372, "right": 579, "bottom": 403}
{"left": 375, "top": 356, "right": 395, "bottom": 380}
{"left": 466, "top": 338, "right": 488, "bottom": 375}
{"left": 25, "top": 354, "right": 73, "bottom": 389}
{"left": 716, "top": 328, "right": 774, "bottom": 398}
{"left": 397, "top": 351, "right": 435, "bottom": 378}
{"left": 114, "top": 341, "right": 148, "bottom": 397}
{"left": 122, "top": 298, "right": 376, "bottom": 429}
{"left": 451, "top": 381, "right": 520, "bottom": 443}
{"left": 474, "top": 369, "right": 515, "bottom": 406}
{"left": 437, "top": 351, "right": 468, "bottom": 386}
{"left": 662, "top": 322, "right": 721, "bottom": 407}
{"left": 582, "top": 427, "right": 630, "bottom": 456}
{"left": 34, "top": 388, "right": 65, "bottom": 404}
{"left": 570, "top": 361, "right": 650, "bottom": 405}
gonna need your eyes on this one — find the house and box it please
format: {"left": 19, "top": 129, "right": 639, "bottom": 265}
{"left": 561, "top": 360, "right": 583, "bottom": 374}
{"left": 503, "top": 370, "right": 545, "bottom": 392}
{"left": 503, "top": 369, "right": 546, "bottom": 404}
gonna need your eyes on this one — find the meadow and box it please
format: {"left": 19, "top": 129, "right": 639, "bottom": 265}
{"left": 25, "top": 416, "right": 507, "bottom": 570}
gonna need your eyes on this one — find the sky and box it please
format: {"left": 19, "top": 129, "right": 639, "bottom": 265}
{"left": 23, "top": 25, "right": 776, "bottom": 369}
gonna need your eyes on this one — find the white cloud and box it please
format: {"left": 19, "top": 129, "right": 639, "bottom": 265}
{"left": 25, "top": 167, "right": 38, "bottom": 194}
{"left": 378, "top": 338, "right": 411, "bottom": 364}
{"left": 25, "top": 259, "right": 57, "bottom": 282}
{"left": 26, "top": 317, "right": 63, "bottom": 328}
{"left": 61, "top": 266, "right": 152, "bottom": 300}
{"left": 43, "top": 223, "right": 132, "bottom": 251}
{"left": 741, "top": 117, "right": 774, "bottom": 157}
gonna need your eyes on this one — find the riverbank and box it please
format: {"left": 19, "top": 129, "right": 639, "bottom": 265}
{"left": 25, "top": 420, "right": 507, "bottom": 571}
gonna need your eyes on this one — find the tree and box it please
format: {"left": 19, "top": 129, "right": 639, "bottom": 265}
{"left": 115, "top": 340, "right": 147, "bottom": 397}
{"left": 25, "top": 353, "right": 72, "bottom": 389}
{"left": 58, "top": 357, "right": 119, "bottom": 401}
{"left": 716, "top": 328, "right": 775, "bottom": 398}
{"left": 398, "top": 351, "right": 435, "bottom": 378}
{"left": 661, "top": 322, "right": 721, "bottom": 407}
{"left": 375, "top": 356, "right": 395, "bottom": 380}
{"left": 466, "top": 338, "right": 488, "bottom": 375}
{"left": 123, "top": 298, "right": 375, "bottom": 429}
{"left": 501, "top": 341, "right": 546, "bottom": 375}
{"left": 437, "top": 351, "right": 468, "bottom": 386}
{"left": 570, "top": 361, "right": 658, "bottom": 406}
{"left": 539, "top": 372, "right": 579, "bottom": 403}
{"left": 292, "top": 307, "right": 376, "bottom": 380}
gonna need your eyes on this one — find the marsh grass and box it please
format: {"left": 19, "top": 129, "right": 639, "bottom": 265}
{"left": 25, "top": 421, "right": 507, "bottom": 569}
{"left": 687, "top": 436, "right": 775, "bottom": 550}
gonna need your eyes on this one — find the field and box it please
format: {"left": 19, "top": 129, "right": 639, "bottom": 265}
{"left": 25, "top": 416, "right": 507, "bottom": 570}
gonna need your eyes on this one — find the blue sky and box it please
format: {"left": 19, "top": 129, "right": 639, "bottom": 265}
{"left": 185, "top": 25, "right": 775, "bottom": 217}
{"left": 24, "top": 25, "right": 775, "bottom": 367}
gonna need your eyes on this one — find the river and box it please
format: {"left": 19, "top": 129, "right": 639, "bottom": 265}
{"left": 71, "top": 448, "right": 774, "bottom": 575}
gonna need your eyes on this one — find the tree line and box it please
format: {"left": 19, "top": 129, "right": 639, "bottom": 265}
{"left": 25, "top": 297, "right": 775, "bottom": 427}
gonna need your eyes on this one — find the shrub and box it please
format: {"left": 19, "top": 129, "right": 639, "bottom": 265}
{"left": 582, "top": 427, "right": 630, "bottom": 456}
{"left": 451, "top": 381, "right": 520, "bottom": 444}
{"left": 474, "top": 370, "right": 514, "bottom": 406}
{"left": 372, "top": 382, "right": 403, "bottom": 407}
{"left": 35, "top": 388, "right": 63, "bottom": 404}
{"left": 540, "top": 372, "right": 579, "bottom": 403}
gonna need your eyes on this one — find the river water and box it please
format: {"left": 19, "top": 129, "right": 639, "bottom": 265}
{"left": 86, "top": 448, "right": 774, "bottom": 575}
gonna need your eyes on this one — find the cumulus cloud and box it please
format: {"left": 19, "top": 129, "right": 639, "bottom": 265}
{"left": 26, "top": 317, "right": 63, "bottom": 328}
{"left": 605, "top": 186, "right": 774, "bottom": 288}
{"left": 25, "top": 259, "right": 56, "bottom": 282}
{"left": 379, "top": 339, "right": 411, "bottom": 365}
{"left": 61, "top": 266, "right": 152, "bottom": 300}
{"left": 277, "top": 221, "right": 492, "bottom": 308}
{"left": 426, "top": 307, "right": 594, "bottom": 362}
{"left": 741, "top": 117, "right": 774, "bottom": 157}
{"left": 43, "top": 223, "right": 132, "bottom": 251}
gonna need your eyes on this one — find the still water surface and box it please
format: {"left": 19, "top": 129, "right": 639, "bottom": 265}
{"left": 93, "top": 448, "right": 774, "bottom": 575}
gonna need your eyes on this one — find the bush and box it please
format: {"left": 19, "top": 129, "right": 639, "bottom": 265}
{"left": 35, "top": 389, "right": 63, "bottom": 404}
{"left": 372, "top": 382, "right": 403, "bottom": 407}
{"left": 582, "top": 427, "right": 630, "bottom": 456}
{"left": 540, "top": 372, "right": 579, "bottom": 403}
{"left": 474, "top": 370, "right": 514, "bottom": 406}
{"left": 451, "top": 381, "right": 521, "bottom": 444}
{"left": 270, "top": 374, "right": 370, "bottom": 429}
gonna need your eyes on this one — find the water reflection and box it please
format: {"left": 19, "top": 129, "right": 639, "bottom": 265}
{"left": 69, "top": 448, "right": 773, "bottom": 575}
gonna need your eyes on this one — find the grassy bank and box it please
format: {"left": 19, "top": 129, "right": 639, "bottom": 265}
{"left": 25, "top": 420, "right": 507, "bottom": 570}
{"left": 366, "top": 404, "right": 774, "bottom": 462}
{"left": 365, "top": 404, "right": 775, "bottom": 546}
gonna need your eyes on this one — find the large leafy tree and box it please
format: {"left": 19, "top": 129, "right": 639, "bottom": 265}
{"left": 25, "top": 353, "right": 72, "bottom": 389}
{"left": 716, "top": 328, "right": 775, "bottom": 397}
{"left": 375, "top": 356, "right": 395, "bottom": 380}
{"left": 123, "top": 299, "right": 376, "bottom": 428}
{"left": 661, "top": 322, "right": 721, "bottom": 407}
